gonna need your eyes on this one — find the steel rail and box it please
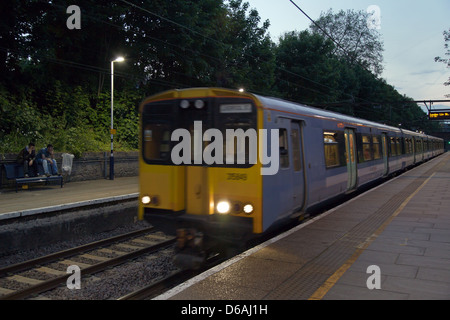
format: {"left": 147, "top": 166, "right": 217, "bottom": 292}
{"left": 118, "top": 252, "right": 227, "bottom": 300}
{"left": 0, "top": 227, "right": 155, "bottom": 277}
{"left": 117, "top": 270, "right": 194, "bottom": 300}
{"left": 0, "top": 234, "right": 175, "bottom": 300}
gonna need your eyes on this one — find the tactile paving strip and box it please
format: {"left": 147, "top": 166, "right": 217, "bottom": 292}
{"left": 264, "top": 159, "right": 446, "bottom": 300}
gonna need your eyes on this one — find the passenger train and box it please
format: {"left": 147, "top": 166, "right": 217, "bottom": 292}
{"left": 138, "top": 88, "right": 444, "bottom": 268}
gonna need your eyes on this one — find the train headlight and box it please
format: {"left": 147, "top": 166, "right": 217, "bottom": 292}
{"left": 243, "top": 204, "right": 254, "bottom": 214}
{"left": 194, "top": 99, "right": 205, "bottom": 109}
{"left": 141, "top": 195, "right": 151, "bottom": 205}
{"left": 180, "top": 100, "right": 190, "bottom": 109}
{"left": 217, "top": 201, "right": 231, "bottom": 214}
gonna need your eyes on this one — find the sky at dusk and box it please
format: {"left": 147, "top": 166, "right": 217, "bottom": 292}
{"left": 246, "top": 0, "right": 450, "bottom": 112}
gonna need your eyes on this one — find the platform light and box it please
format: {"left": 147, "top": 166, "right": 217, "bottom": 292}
{"left": 217, "top": 201, "right": 231, "bottom": 214}
{"left": 110, "top": 56, "right": 125, "bottom": 180}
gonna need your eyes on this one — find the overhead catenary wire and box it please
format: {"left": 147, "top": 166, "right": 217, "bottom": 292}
{"left": 118, "top": 0, "right": 372, "bottom": 104}
{"left": 12, "top": 0, "right": 380, "bottom": 108}
{"left": 7, "top": 0, "right": 435, "bottom": 120}
{"left": 115, "top": 1, "right": 444, "bottom": 122}
{"left": 15, "top": 0, "right": 336, "bottom": 100}
{"left": 120, "top": 0, "right": 422, "bottom": 115}
{"left": 289, "top": 0, "right": 349, "bottom": 57}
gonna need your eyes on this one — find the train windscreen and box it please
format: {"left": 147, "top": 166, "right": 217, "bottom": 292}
{"left": 141, "top": 97, "right": 256, "bottom": 167}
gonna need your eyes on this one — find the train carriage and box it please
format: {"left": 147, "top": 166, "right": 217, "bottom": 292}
{"left": 138, "top": 87, "right": 444, "bottom": 268}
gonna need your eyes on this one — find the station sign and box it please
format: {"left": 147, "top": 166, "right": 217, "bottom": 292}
{"left": 429, "top": 110, "right": 450, "bottom": 120}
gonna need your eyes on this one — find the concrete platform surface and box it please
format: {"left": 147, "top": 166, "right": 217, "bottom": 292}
{"left": 0, "top": 176, "right": 138, "bottom": 220}
{"left": 158, "top": 153, "right": 450, "bottom": 300}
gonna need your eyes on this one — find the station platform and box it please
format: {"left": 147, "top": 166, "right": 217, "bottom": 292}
{"left": 0, "top": 176, "right": 138, "bottom": 221}
{"left": 159, "top": 152, "right": 450, "bottom": 300}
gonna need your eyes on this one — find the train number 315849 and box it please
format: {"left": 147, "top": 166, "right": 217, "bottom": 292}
{"left": 227, "top": 173, "right": 247, "bottom": 181}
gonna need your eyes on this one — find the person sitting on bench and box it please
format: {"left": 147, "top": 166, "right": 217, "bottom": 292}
{"left": 16, "top": 142, "right": 38, "bottom": 177}
{"left": 36, "top": 144, "right": 59, "bottom": 177}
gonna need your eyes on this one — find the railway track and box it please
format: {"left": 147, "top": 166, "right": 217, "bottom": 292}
{"left": 0, "top": 227, "right": 175, "bottom": 300}
{"left": 117, "top": 269, "right": 194, "bottom": 300}
{"left": 118, "top": 252, "right": 228, "bottom": 300}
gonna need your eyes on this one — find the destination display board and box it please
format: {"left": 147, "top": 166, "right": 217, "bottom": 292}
{"left": 429, "top": 110, "right": 450, "bottom": 120}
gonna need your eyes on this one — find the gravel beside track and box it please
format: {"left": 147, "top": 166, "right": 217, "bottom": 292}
{"left": 0, "top": 220, "right": 151, "bottom": 268}
{"left": 0, "top": 219, "right": 179, "bottom": 300}
{"left": 43, "top": 248, "right": 177, "bottom": 300}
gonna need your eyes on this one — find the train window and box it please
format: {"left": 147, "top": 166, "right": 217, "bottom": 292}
{"left": 390, "top": 137, "right": 397, "bottom": 156}
{"left": 396, "top": 138, "right": 402, "bottom": 155}
{"left": 362, "top": 135, "right": 372, "bottom": 161}
{"left": 215, "top": 98, "right": 256, "bottom": 168}
{"left": 324, "top": 132, "right": 340, "bottom": 168}
{"left": 220, "top": 120, "right": 255, "bottom": 166}
{"left": 279, "top": 129, "right": 289, "bottom": 168}
{"left": 143, "top": 123, "right": 171, "bottom": 161}
{"left": 291, "top": 127, "right": 302, "bottom": 171}
{"left": 372, "top": 136, "right": 381, "bottom": 159}
{"left": 407, "top": 138, "right": 413, "bottom": 154}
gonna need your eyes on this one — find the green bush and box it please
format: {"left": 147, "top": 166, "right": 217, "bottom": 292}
{"left": 0, "top": 85, "right": 140, "bottom": 157}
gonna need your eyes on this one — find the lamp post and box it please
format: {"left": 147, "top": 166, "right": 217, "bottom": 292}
{"left": 110, "top": 56, "right": 124, "bottom": 180}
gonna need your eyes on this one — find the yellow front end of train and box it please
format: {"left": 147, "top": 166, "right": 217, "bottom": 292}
{"left": 138, "top": 88, "right": 264, "bottom": 256}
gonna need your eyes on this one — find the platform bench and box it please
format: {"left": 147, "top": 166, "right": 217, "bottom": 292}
{"left": 1, "top": 163, "right": 63, "bottom": 192}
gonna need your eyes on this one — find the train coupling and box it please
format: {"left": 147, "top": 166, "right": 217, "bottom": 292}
{"left": 173, "top": 228, "right": 206, "bottom": 270}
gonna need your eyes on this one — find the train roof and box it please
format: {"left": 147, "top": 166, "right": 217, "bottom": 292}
{"left": 252, "top": 95, "right": 443, "bottom": 141}
{"left": 253, "top": 94, "right": 401, "bottom": 132}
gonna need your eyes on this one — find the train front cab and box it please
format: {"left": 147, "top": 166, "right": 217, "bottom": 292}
{"left": 138, "top": 88, "right": 266, "bottom": 256}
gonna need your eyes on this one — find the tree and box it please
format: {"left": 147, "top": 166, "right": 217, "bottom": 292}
{"left": 213, "top": 0, "right": 275, "bottom": 92}
{"left": 310, "top": 9, "right": 384, "bottom": 77}
{"left": 434, "top": 28, "right": 450, "bottom": 97}
{"left": 275, "top": 30, "right": 341, "bottom": 104}
{"left": 2, "top": 0, "right": 438, "bottom": 153}
{"left": 0, "top": 0, "right": 277, "bottom": 154}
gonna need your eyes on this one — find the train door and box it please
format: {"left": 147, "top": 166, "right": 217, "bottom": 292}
{"left": 263, "top": 118, "right": 306, "bottom": 228}
{"left": 419, "top": 138, "right": 424, "bottom": 161}
{"left": 381, "top": 133, "right": 389, "bottom": 176}
{"left": 277, "top": 120, "right": 294, "bottom": 215}
{"left": 185, "top": 122, "right": 210, "bottom": 215}
{"left": 291, "top": 121, "right": 305, "bottom": 211}
{"left": 186, "top": 166, "right": 209, "bottom": 215}
{"left": 344, "top": 128, "right": 357, "bottom": 190}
